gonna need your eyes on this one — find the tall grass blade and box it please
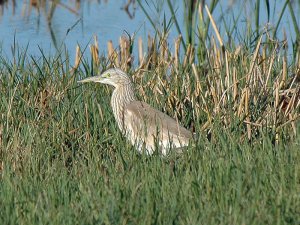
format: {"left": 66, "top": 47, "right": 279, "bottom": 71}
{"left": 264, "top": 0, "right": 270, "bottom": 22}
{"left": 167, "top": 0, "right": 187, "bottom": 52}
{"left": 273, "top": 1, "right": 288, "bottom": 38}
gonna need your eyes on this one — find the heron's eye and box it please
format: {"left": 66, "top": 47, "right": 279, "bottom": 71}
{"left": 106, "top": 73, "right": 111, "bottom": 78}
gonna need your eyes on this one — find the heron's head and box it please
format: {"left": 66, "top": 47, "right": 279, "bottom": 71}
{"left": 78, "top": 68, "right": 132, "bottom": 88}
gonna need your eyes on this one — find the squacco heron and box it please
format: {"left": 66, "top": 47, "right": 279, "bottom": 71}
{"left": 78, "top": 68, "right": 192, "bottom": 155}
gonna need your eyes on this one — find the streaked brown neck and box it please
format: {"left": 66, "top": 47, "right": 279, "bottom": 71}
{"left": 111, "top": 83, "right": 136, "bottom": 132}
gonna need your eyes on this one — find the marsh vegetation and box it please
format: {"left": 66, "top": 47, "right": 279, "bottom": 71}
{"left": 0, "top": 0, "right": 300, "bottom": 224}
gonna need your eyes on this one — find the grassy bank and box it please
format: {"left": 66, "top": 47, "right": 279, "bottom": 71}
{"left": 1, "top": 0, "right": 300, "bottom": 223}
{"left": 0, "top": 38, "right": 299, "bottom": 224}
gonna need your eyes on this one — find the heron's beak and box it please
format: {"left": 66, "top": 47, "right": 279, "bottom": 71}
{"left": 77, "top": 75, "right": 102, "bottom": 83}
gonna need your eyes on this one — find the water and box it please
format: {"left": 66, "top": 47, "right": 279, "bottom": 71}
{"left": 0, "top": 0, "right": 299, "bottom": 63}
{"left": 0, "top": 1, "right": 153, "bottom": 60}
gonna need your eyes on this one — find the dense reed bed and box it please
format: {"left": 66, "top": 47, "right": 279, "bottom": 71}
{"left": 1, "top": 0, "right": 300, "bottom": 224}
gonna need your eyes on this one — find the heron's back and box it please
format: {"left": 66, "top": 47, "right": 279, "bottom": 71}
{"left": 123, "top": 101, "right": 192, "bottom": 155}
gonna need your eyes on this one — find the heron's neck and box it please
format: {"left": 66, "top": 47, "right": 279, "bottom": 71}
{"left": 111, "top": 83, "right": 136, "bottom": 132}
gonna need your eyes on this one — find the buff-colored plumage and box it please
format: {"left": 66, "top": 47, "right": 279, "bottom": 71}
{"left": 78, "top": 68, "right": 192, "bottom": 155}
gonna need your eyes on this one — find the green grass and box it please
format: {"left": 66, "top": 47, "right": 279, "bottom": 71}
{"left": 0, "top": 48, "right": 299, "bottom": 224}
{"left": 1, "top": 0, "right": 300, "bottom": 224}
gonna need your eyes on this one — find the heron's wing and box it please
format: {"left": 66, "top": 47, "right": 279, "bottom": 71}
{"left": 123, "top": 101, "right": 192, "bottom": 152}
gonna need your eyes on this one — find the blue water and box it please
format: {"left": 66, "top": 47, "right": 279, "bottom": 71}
{"left": 0, "top": 0, "right": 298, "bottom": 63}
{"left": 0, "top": 1, "right": 149, "bottom": 59}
